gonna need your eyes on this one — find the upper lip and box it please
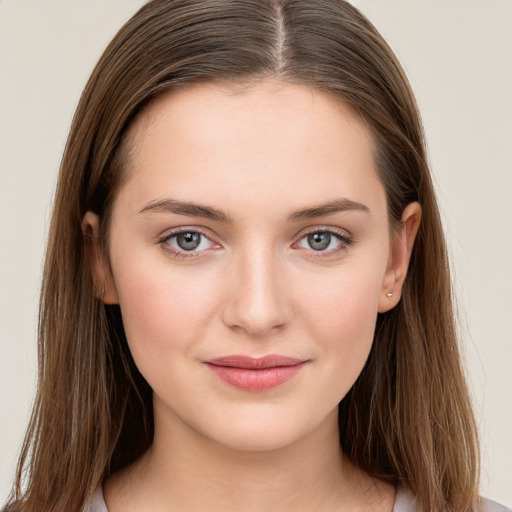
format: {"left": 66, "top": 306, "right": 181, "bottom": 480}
{"left": 205, "top": 355, "right": 306, "bottom": 369}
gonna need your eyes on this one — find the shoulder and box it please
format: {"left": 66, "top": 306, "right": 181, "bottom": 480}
{"left": 393, "top": 487, "right": 420, "bottom": 512}
{"left": 393, "top": 487, "right": 511, "bottom": 512}
{"left": 82, "top": 486, "right": 109, "bottom": 512}
{"left": 479, "top": 497, "right": 511, "bottom": 512}
{"left": 2, "top": 488, "right": 110, "bottom": 512}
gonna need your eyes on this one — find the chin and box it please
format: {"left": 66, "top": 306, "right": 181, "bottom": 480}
{"left": 219, "top": 427, "right": 300, "bottom": 452}
{"left": 195, "top": 405, "right": 337, "bottom": 454}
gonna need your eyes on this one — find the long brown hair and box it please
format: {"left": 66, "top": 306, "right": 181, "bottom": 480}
{"left": 5, "top": 1, "right": 479, "bottom": 511}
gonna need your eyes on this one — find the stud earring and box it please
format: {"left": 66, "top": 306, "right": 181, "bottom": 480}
{"left": 386, "top": 292, "right": 393, "bottom": 298}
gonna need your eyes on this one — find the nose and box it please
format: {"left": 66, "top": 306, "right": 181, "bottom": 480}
{"left": 221, "top": 245, "right": 292, "bottom": 337}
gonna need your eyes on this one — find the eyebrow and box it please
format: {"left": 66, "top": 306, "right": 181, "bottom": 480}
{"left": 287, "top": 197, "right": 370, "bottom": 221}
{"left": 139, "top": 198, "right": 233, "bottom": 222}
{"left": 138, "top": 197, "right": 369, "bottom": 223}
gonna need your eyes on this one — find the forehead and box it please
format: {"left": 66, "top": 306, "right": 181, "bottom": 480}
{"left": 125, "top": 79, "right": 373, "bottom": 162}
{"left": 115, "top": 79, "right": 384, "bottom": 217}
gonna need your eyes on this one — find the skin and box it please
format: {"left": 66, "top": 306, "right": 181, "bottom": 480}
{"left": 83, "top": 79, "right": 421, "bottom": 511}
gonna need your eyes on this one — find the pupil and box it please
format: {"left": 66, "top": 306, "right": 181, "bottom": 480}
{"left": 177, "top": 232, "right": 201, "bottom": 251}
{"left": 308, "top": 232, "right": 330, "bottom": 251}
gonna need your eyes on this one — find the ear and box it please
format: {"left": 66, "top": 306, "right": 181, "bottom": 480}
{"left": 81, "top": 211, "right": 118, "bottom": 304}
{"left": 378, "top": 202, "right": 422, "bottom": 313}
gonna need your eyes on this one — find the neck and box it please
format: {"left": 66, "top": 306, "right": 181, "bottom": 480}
{"left": 105, "top": 405, "right": 394, "bottom": 512}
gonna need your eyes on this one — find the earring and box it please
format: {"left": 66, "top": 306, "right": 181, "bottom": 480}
{"left": 386, "top": 292, "right": 393, "bottom": 298}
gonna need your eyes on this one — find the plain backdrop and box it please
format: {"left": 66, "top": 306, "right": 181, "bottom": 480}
{"left": 0, "top": 0, "right": 511, "bottom": 506}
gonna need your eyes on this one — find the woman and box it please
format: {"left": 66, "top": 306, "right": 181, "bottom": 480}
{"left": 3, "top": 1, "right": 508, "bottom": 511}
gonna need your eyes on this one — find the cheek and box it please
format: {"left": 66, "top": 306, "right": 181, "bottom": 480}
{"left": 294, "top": 261, "right": 385, "bottom": 393}
{"left": 309, "top": 280, "right": 379, "bottom": 351}
{"left": 111, "top": 255, "right": 221, "bottom": 375}
{"left": 297, "top": 257, "right": 383, "bottom": 334}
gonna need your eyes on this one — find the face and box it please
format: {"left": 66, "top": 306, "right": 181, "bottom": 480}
{"left": 85, "top": 80, "right": 419, "bottom": 452}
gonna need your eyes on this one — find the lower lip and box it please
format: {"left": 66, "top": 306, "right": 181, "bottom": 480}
{"left": 205, "top": 363, "right": 305, "bottom": 391}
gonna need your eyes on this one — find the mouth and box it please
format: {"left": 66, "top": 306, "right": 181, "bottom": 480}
{"left": 204, "top": 355, "right": 307, "bottom": 391}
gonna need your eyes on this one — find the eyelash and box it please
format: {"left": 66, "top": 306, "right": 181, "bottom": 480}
{"left": 158, "top": 227, "right": 354, "bottom": 260}
{"left": 158, "top": 228, "right": 217, "bottom": 259}
{"left": 294, "top": 228, "right": 354, "bottom": 259}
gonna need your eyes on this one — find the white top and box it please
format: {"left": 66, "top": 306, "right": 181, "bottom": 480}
{"left": 84, "top": 485, "right": 510, "bottom": 512}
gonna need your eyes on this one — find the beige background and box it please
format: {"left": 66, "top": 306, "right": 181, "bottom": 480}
{"left": 1, "top": 0, "right": 511, "bottom": 505}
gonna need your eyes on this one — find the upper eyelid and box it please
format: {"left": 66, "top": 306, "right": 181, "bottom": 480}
{"left": 293, "top": 226, "right": 354, "bottom": 252}
{"left": 294, "top": 225, "right": 353, "bottom": 240}
{"left": 160, "top": 225, "right": 350, "bottom": 237}
{"left": 159, "top": 229, "right": 218, "bottom": 258}
{"left": 158, "top": 227, "right": 217, "bottom": 249}
{"left": 158, "top": 225, "right": 353, "bottom": 248}
{"left": 159, "top": 226, "right": 216, "bottom": 241}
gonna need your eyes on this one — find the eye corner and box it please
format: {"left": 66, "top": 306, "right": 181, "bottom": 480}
{"left": 293, "top": 227, "right": 354, "bottom": 258}
{"left": 158, "top": 228, "right": 221, "bottom": 260}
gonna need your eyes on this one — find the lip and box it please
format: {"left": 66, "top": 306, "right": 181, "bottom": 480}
{"left": 204, "top": 355, "right": 307, "bottom": 391}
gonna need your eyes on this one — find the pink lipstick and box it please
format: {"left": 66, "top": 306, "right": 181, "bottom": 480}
{"left": 204, "top": 355, "right": 306, "bottom": 391}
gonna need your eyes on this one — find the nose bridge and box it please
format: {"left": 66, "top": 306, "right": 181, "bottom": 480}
{"left": 222, "top": 239, "right": 290, "bottom": 336}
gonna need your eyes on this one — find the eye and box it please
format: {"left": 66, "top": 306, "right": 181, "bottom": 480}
{"left": 160, "top": 229, "right": 219, "bottom": 257}
{"left": 174, "top": 232, "right": 203, "bottom": 251}
{"left": 296, "top": 229, "right": 352, "bottom": 254}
